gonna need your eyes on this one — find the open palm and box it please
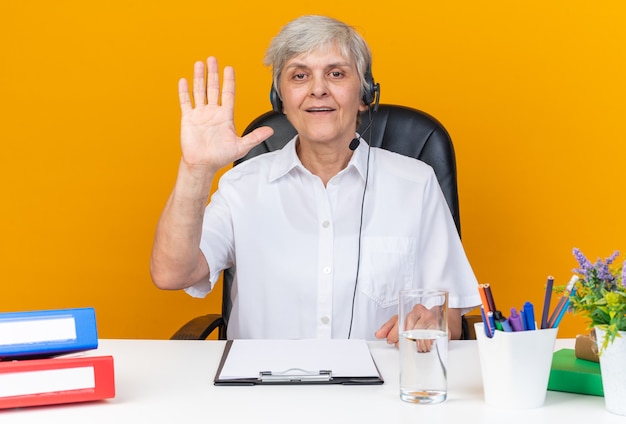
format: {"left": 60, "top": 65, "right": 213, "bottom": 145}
{"left": 178, "top": 57, "right": 273, "bottom": 171}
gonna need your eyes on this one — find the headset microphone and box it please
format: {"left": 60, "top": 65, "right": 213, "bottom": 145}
{"left": 349, "top": 138, "right": 360, "bottom": 151}
{"left": 348, "top": 104, "right": 376, "bottom": 152}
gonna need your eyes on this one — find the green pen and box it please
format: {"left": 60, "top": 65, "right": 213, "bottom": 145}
{"left": 493, "top": 310, "right": 507, "bottom": 331}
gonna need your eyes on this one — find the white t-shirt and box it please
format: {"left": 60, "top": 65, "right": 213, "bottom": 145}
{"left": 186, "top": 136, "right": 481, "bottom": 339}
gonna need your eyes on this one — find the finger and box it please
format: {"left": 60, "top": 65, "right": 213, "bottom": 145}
{"left": 406, "top": 304, "right": 432, "bottom": 330}
{"left": 374, "top": 327, "right": 387, "bottom": 339}
{"left": 206, "top": 57, "right": 219, "bottom": 106}
{"left": 192, "top": 61, "right": 206, "bottom": 106}
{"left": 178, "top": 78, "right": 192, "bottom": 113}
{"left": 240, "top": 126, "right": 274, "bottom": 149}
{"left": 220, "top": 66, "right": 235, "bottom": 111}
{"left": 375, "top": 315, "right": 397, "bottom": 338}
{"left": 417, "top": 339, "right": 433, "bottom": 353}
{"left": 387, "top": 322, "right": 399, "bottom": 345}
{"left": 375, "top": 315, "right": 404, "bottom": 346}
{"left": 405, "top": 314, "right": 417, "bottom": 330}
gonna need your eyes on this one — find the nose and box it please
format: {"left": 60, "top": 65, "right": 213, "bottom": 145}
{"left": 309, "top": 74, "right": 329, "bottom": 98}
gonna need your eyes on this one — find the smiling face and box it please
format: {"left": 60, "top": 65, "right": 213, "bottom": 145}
{"left": 278, "top": 43, "right": 367, "bottom": 150}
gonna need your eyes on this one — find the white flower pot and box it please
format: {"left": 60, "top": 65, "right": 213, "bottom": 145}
{"left": 595, "top": 327, "right": 626, "bottom": 416}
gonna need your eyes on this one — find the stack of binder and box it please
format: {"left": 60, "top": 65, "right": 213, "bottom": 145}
{"left": 0, "top": 307, "right": 115, "bottom": 409}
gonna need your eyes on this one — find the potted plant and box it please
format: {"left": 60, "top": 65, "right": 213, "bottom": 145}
{"left": 569, "top": 247, "right": 626, "bottom": 416}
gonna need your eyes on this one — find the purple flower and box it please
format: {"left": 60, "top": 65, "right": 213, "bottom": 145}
{"left": 572, "top": 247, "right": 592, "bottom": 274}
{"left": 598, "top": 264, "right": 614, "bottom": 281}
{"left": 572, "top": 249, "right": 621, "bottom": 288}
{"left": 606, "top": 250, "right": 620, "bottom": 266}
{"left": 597, "top": 251, "right": 620, "bottom": 282}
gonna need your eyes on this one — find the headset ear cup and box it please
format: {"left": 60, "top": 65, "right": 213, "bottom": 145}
{"left": 362, "top": 71, "right": 373, "bottom": 105}
{"left": 362, "top": 81, "right": 379, "bottom": 106}
{"left": 270, "top": 83, "right": 283, "bottom": 113}
{"left": 362, "top": 63, "right": 379, "bottom": 110}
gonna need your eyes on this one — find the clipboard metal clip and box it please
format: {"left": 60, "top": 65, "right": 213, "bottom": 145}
{"left": 259, "top": 368, "right": 332, "bottom": 383}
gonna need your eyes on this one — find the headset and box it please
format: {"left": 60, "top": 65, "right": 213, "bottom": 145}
{"left": 270, "top": 63, "right": 380, "bottom": 113}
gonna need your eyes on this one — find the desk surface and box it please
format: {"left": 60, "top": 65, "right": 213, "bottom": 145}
{"left": 0, "top": 339, "right": 622, "bottom": 423}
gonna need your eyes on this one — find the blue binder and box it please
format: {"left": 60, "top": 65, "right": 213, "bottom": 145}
{"left": 0, "top": 307, "right": 98, "bottom": 359}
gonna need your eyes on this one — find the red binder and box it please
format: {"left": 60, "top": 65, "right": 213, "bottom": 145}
{"left": 0, "top": 355, "right": 115, "bottom": 409}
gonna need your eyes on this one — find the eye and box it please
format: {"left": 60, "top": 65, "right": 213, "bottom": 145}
{"left": 293, "top": 73, "right": 307, "bottom": 81}
{"left": 329, "top": 71, "right": 344, "bottom": 78}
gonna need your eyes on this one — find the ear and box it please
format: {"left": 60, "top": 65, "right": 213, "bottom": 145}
{"left": 358, "top": 103, "right": 369, "bottom": 112}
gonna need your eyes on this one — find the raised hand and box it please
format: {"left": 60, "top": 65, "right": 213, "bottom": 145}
{"left": 177, "top": 57, "right": 273, "bottom": 172}
{"left": 150, "top": 58, "right": 274, "bottom": 291}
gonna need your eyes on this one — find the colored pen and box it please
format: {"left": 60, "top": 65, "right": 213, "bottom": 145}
{"left": 488, "top": 311, "right": 496, "bottom": 335}
{"left": 523, "top": 302, "right": 536, "bottom": 330}
{"left": 524, "top": 302, "right": 537, "bottom": 330}
{"left": 483, "top": 284, "right": 497, "bottom": 314}
{"left": 509, "top": 307, "right": 523, "bottom": 331}
{"left": 478, "top": 285, "right": 495, "bottom": 337}
{"left": 493, "top": 310, "right": 512, "bottom": 332}
{"left": 478, "top": 284, "right": 491, "bottom": 314}
{"left": 494, "top": 319, "right": 503, "bottom": 331}
{"left": 480, "top": 306, "right": 493, "bottom": 338}
{"left": 547, "top": 275, "right": 579, "bottom": 328}
{"left": 552, "top": 287, "right": 576, "bottom": 328}
{"left": 541, "top": 276, "right": 554, "bottom": 329}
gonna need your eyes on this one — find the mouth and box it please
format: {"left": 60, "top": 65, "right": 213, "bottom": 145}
{"left": 305, "top": 107, "right": 335, "bottom": 113}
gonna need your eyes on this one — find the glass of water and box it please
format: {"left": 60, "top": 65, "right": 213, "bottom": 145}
{"left": 398, "top": 288, "right": 448, "bottom": 404}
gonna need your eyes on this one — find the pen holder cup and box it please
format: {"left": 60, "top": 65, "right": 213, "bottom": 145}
{"left": 474, "top": 323, "right": 558, "bottom": 409}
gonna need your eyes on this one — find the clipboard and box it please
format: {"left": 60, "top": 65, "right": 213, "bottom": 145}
{"left": 214, "top": 339, "right": 384, "bottom": 386}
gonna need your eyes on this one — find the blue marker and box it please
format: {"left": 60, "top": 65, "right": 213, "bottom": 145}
{"left": 523, "top": 302, "right": 536, "bottom": 330}
{"left": 500, "top": 319, "right": 513, "bottom": 332}
{"left": 480, "top": 306, "right": 493, "bottom": 338}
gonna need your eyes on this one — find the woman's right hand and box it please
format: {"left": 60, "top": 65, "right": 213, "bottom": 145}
{"left": 177, "top": 57, "right": 273, "bottom": 173}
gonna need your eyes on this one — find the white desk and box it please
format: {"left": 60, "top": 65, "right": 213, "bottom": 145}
{"left": 1, "top": 339, "right": 622, "bottom": 423}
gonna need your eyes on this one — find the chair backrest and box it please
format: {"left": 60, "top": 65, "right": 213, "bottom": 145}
{"left": 219, "top": 104, "right": 461, "bottom": 334}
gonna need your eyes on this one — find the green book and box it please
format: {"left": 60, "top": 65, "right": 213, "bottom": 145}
{"left": 547, "top": 348, "right": 604, "bottom": 396}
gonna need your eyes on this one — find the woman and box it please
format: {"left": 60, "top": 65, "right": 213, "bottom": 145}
{"left": 150, "top": 15, "right": 480, "bottom": 341}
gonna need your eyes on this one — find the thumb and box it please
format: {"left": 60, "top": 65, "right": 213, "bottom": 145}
{"left": 241, "top": 126, "right": 274, "bottom": 149}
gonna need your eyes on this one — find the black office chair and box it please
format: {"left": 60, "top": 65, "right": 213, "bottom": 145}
{"left": 170, "top": 104, "right": 476, "bottom": 340}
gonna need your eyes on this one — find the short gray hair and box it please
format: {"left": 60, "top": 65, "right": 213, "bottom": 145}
{"left": 264, "top": 15, "right": 372, "bottom": 101}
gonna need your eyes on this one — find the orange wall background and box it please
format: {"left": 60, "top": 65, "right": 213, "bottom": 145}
{"left": 2, "top": 1, "right": 624, "bottom": 339}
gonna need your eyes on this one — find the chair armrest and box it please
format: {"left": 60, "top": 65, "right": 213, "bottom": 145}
{"left": 170, "top": 314, "right": 225, "bottom": 340}
{"left": 461, "top": 314, "right": 483, "bottom": 340}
